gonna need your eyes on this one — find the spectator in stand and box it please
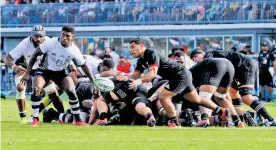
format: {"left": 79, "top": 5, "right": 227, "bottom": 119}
{"left": 132, "top": 2, "right": 143, "bottom": 22}
{"left": 78, "top": 0, "right": 97, "bottom": 23}
{"left": 138, "top": 8, "right": 150, "bottom": 22}
{"left": 239, "top": 43, "right": 254, "bottom": 55}
{"left": 117, "top": 54, "right": 134, "bottom": 74}
{"left": 183, "top": 0, "right": 196, "bottom": 21}
{"left": 263, "top": 2, "right": 272, "bottom": 19}
{"left": 1, "top": 0, "right": 12, "bottom": 24}
{"left": 171, "top": 0, "right": 182, "bottom": 21}
{"left": 196, "top": 0, "right": 205, "bottom": 21}
{"left": 205, "top": 0, "right": 217, "bottom": 21}
{"left": 229, "top": 0, "right": 240, "bottom": 20}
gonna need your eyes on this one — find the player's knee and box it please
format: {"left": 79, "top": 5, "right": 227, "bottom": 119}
{"left": 16, "top": 83, "right": 26, "bottom": 92}
{"left": 33, "top": 86, "right": 43, "bottom": 96}
{"left": 238, "top": 87, "right": 253, "bottom": 97}
{"left": 44, "top": 82, "right": 57, "bottom": 94}
{"left": 241, "top": 95, "right": 253, "bottom": 105}
{"left": 133, "top": 97, "right": 147, "bottom": 108}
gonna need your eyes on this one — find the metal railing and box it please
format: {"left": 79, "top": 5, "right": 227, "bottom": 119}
{"left": 1, "top": 0, "right": 276, "bottom": 27}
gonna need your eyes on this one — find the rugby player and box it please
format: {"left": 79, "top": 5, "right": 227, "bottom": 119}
{"left": 191, "top": 49, "right": 276, "bottom": 126}
{"left": 4, "top": 25, "right": 61, "bottom": 123}
{"left": 21, "top": 26, "right": 95, "bottom": 126}
{"left": 89, "top": 77, "right": 156, "bottom": 127}
{"left": 174, "top": 51, "right": 244, "bottom": 127}
{"left": 127, "top": 38, "right": 229, "bottom": 128}
{"left": 43, "top": 58, "right": 116, "bottom": 124}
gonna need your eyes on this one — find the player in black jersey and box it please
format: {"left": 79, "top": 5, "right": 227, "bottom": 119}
{"left": 43, "top": 59, "right": 117, "bottom": 124}
{"left": 191, "top": 49, "right": 276, "bottom": 126}
{"left": 127, "top": 38, "right": 230, "bottom": 128}
{"left": 174, "top": 51, "right": 244, "bottom": 127}
{"left": 43, "top": 80, "right": 94, "bottom": 124}
{"left": 88, "top": 77, "right": 156, "bottom": 127}
{"left": 258, "top": 42, "right": 276, "bottom": 102}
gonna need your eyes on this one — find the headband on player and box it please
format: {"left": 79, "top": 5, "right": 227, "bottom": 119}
{"left": 32, "top": 25, "right": 45, "bottom": 36}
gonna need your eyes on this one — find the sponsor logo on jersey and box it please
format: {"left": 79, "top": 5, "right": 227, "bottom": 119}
{"left": 117, "top": 89, "right": 127, "bottom": 99}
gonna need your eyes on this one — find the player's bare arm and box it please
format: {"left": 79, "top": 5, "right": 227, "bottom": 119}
{"left": 80, "top": 62, "right": 96, "bottom": 82}
{"left": 20, "top": 47, "right": 43, "bottom": 85}
{"left": 129, "top": 66, "right": 158, "bottom": 89}
{"left": 4, "top": 54, "right": 26, "bottom": 75}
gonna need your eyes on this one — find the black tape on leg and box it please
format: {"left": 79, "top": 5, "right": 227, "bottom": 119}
{"left": 98, "top": 112, "right": 108, "bottom": 120}
{"left": 102, "top": 92, "right": 113, "bottom": 104}
{"left": 232, "top": 98, "right": 242, "bottom": 107}
{"left": 65, "top": 90, "right": 77, "bottom": 100}
{"left": 238, "top": 87, "right": 253, "bottom": 96}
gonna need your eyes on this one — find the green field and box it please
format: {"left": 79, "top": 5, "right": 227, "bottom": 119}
{"left": 1, "top": 96, "right": 276, "bottom": 150}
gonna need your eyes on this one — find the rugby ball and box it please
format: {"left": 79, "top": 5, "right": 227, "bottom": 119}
{"left": 93, "top": 77, "right": 115, "bottom": 92}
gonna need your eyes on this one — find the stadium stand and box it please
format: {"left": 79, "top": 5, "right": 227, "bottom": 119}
{"left": 1, "top": 0, "right": 276, "bottom": 27}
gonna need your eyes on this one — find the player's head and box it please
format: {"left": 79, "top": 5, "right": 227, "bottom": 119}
{"left": 174, "top": 51, "right": 186, "bottom": 66}
{"left": 31, "top": 25, "right": 45, "bottom": 47}
{"left": 244, "top": 43, "right": 251, "bottom": 51}
{"left": 261, "top": 42, "right": 269, "bottom": 52}
{"left": 99, "top": 58, "right": 115, "bottom": 73}
{"left": 119, "top": 54, "right": 127, "bottom": 63}
{"left": 60, "top": 25, "right": 75, "bottom": 47}
{"left": 129, "top": 38, "right": 146, "bottom": 58}
{"left": 172, "top": 47, "right": 184, "bottom": 54}
{"left": 190, "top": 48, "right": 205, "bottom": 63}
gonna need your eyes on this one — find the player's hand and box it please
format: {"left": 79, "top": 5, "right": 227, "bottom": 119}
{"left": 20, "top": 73, "right": 30, "bottom": 86}
{"left": 128, "top": 79, "right": 141, "bottom": 90}
{"left": 13, "top": 65, "right": 26, "bottom": 76}
{"left": 92, "top": 80, "right": 100, "bottom": 97}
{"left": 115, "top": 73, "right": 127, "bottom": 81}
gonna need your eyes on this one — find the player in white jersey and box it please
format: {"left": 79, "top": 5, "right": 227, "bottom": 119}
{"left": 4, "top": 25, "right": 59, "bottom": 123}
{"left": 74, "top": 55, "right": 102, "bottom": 78}
{"left": 21, "top": 26, "right": 96, "bottom": 126}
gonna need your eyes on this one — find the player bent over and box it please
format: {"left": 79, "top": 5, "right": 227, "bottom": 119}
{"left": 89, "top": 77, "right": 156, "bottom": 127}
{"left": 174, "top": 51, "right": 244, "bottom": 127}
{"left": 128, "top": 38, "right": 230, "bottom": 128}
{"left": 191, "top": 49, "right": 276, "bottom": 126}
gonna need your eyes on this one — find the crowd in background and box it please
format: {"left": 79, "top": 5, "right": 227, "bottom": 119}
{"left": 1, "top": 0, "right": 276, "bottom": 26}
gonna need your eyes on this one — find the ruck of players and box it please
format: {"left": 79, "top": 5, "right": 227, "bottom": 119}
{"left": 4, "top": 25, "right": 276, "bottom": 128}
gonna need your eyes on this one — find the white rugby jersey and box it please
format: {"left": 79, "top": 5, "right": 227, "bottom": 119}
{"left": 39, "top": 37, "right": 85, "bottom": 71}
{"left": 75, "top": 55, "right": 102, "bottom": 77}
{"left": 83, "top": 55, "right": 102, "bottom": 75}
{"left": 9, "top": 36, "right": 51, "bottom": 70}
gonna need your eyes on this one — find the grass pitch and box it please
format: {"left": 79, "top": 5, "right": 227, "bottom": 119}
{"left": 1, "top": 96, "right": 276, "bottom": 150}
